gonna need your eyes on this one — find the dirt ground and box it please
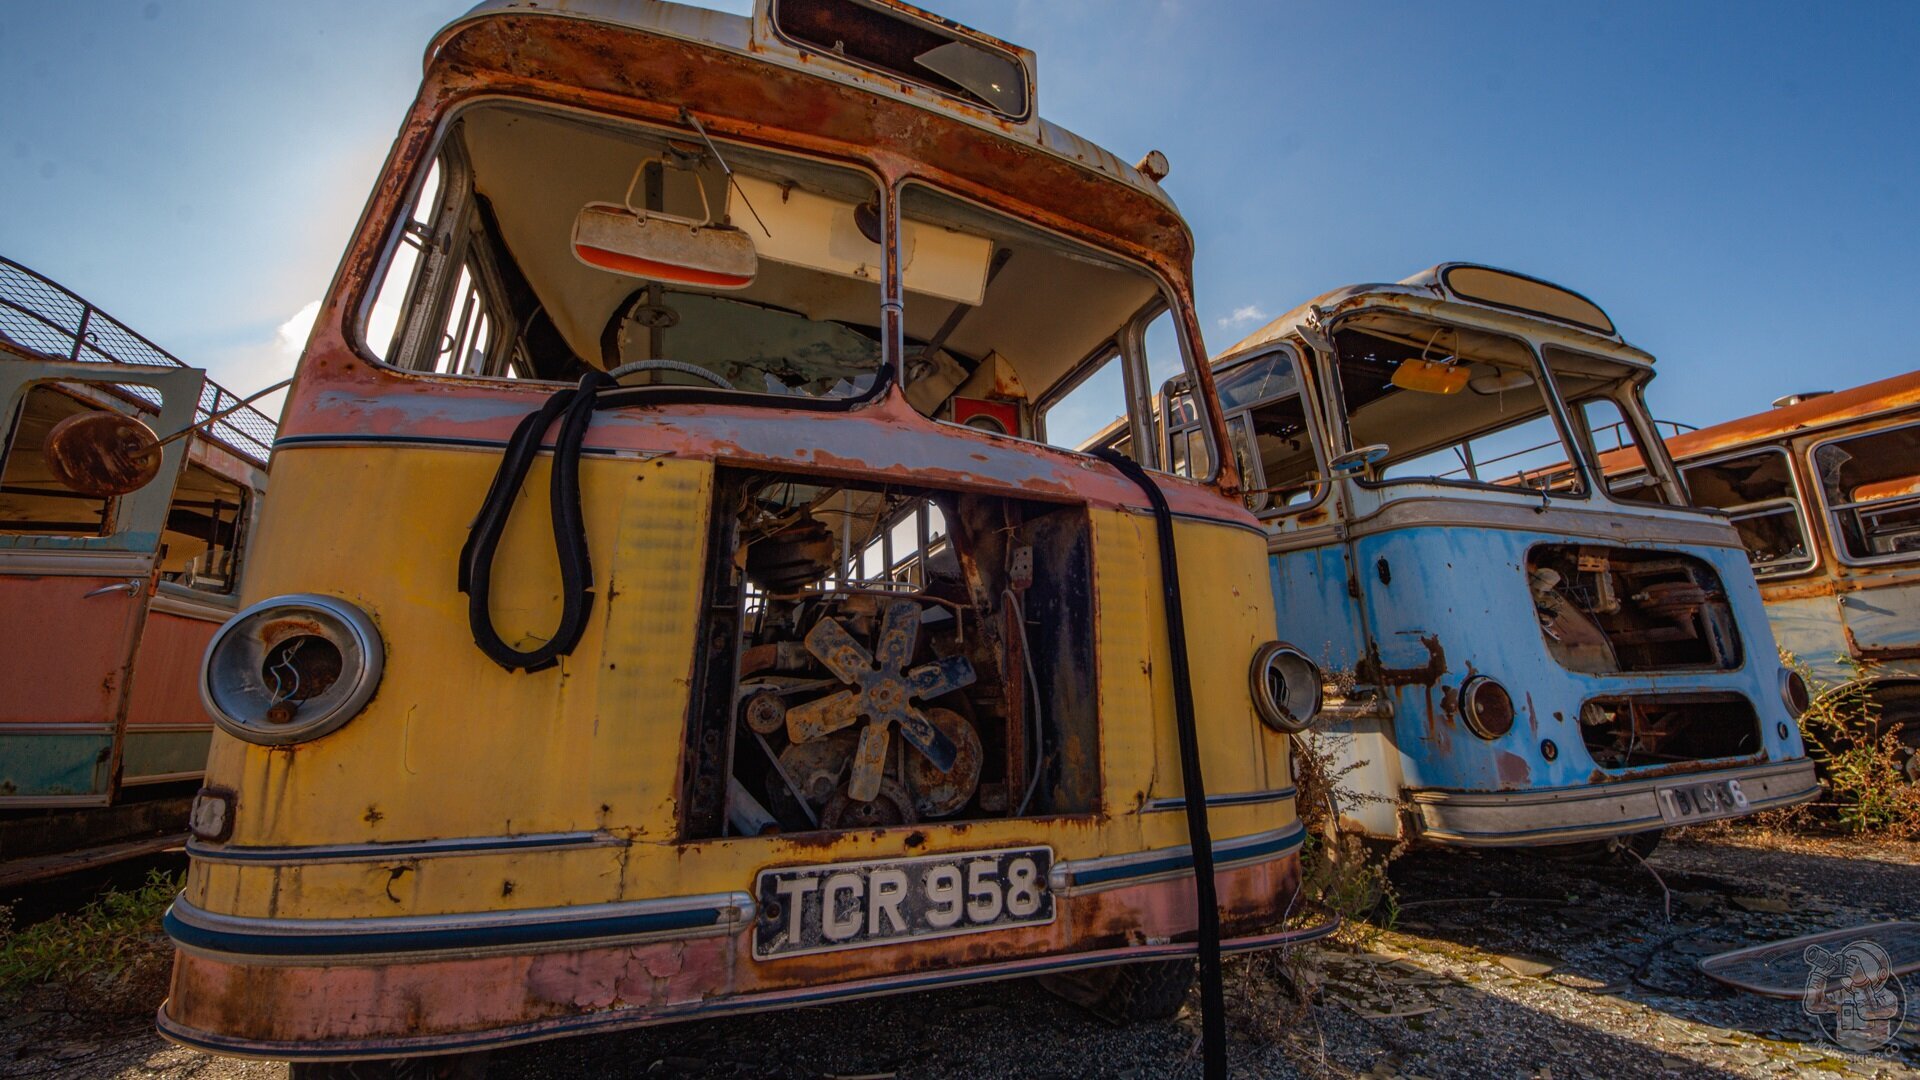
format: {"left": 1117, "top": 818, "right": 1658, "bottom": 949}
{"left": 5, "top": 826, "right": 1915, "bottom": 1080}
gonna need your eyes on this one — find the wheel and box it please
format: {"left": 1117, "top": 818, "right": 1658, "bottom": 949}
{"left": 288, "top": 1053, "right": 488, "bottom": 1080}
{"left": 1532, "top": 828, "right": 1663, "bottom": 865}
{"left": 1038, "top": 959, "right": 1195, "bottom": 1024}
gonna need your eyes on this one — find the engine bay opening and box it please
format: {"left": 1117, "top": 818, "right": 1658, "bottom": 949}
{"left": 680, "top": 468, "right": 1099, "bottom": 839}
{"left": 1527, "top": 544, "right": 1742, "bottom": 674}
{"left": 1578, "top": 693, "right": 1762, "bottom": 771}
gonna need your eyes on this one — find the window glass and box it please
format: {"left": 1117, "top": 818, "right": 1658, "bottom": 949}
{"left": 159, "top": 463, "right": 247, "bottom": 594}
{"left": 1814, "top": 424, "right": 1920, "bottom": 562}
{"left": 1680, "top": 448, "right": 1813, "bottom": 576}
{"left": 0, "top": 385, "right": 115, "bottom": 535}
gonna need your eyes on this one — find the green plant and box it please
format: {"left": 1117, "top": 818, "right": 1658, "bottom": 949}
{"left": 1288, "top": 730, "right": 1401, "bottom": 938}
{"left": 0, "top": 868, "right": 181, "bottom": 1015}
{"left": 1787, "top": 651, "right": 1920, "bottom": 837}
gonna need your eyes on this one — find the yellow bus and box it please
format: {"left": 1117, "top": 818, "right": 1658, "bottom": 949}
{"left": 159, "top": 2, "right": 1329, "bottom": 1073}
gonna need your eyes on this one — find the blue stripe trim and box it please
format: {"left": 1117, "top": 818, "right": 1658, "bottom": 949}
{"left": 1060, "top": 822, "right": 1306, "bottom": 889}
{"left": 186, "top": 831, "right": 610, "bottom": 864}
{"left": 165, "top": 902, "right": 734, "bottom": 959}
{"left": 1142, "top": 787, "right": 1297, "bottom": 812}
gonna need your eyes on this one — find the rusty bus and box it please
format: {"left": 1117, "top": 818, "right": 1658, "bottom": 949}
{"left": 1107, "top": 265, "right": 1820, "bottom": 855}
{"left": 158, "top": 1, "right": 1327, "bottom": 1073}
{"left": 1636, "top": 372, "right": 1920, "bottom": 782}
{"left": 0, "top": 257, "right": 273, "bottom": 883}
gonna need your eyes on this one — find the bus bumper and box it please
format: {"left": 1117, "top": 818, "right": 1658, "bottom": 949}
{"left": 1406, "top": 758, "right": 1820, "bottom": 847}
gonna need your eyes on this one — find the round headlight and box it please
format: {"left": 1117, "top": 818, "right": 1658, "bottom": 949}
{"left": 1460, "top": 676, "right": 1515, "bottom": 740}
{"left": 202, "top": 594, "right": 384, "bottom": 745}
{"left": 1779, "top": 668, "right": 1810, "bottom": 719}
{"left": 1250, "top": 641, "right": 1322, "bottom": 733}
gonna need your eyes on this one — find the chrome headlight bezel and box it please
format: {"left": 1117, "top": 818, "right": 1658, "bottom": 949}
{"left": 1779, "top": 667, "right": 1811, "bottom": 720}
{"left": 1460, "top": 675, "right": 1516, "bottom": 740}
{"left": 1250, "top": 641, "right": 1323, "bottom": 733}
{"left": 201, "top": 593, "right": 384, "bottom": 746}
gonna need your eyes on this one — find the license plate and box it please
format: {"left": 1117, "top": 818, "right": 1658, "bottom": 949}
{"left": 1655, "top": 777, "right": 1749, "bottom": 823}
{"left": 753, "top": 846, "right": 1054, "bottom": 960}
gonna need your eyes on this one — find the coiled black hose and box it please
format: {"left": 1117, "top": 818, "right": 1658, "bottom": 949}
{"left": 458, "top": 369, "right": 614, "bottom": 672}
{"left": 1091, "top": 448, "right": 1227, "bottom": 1080}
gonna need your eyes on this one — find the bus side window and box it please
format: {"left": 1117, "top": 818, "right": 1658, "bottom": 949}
{"left": 159, "top": 462, "right": 248, "bottom": 594}
{"left": 1814, "top": 423, "right": 1920, "bottom": 562}
{"left": 1681, "top": 447, "right": 1814, "bottom": 576}
{"left": 0, "top": 385, "right": 115, "bottom": 536}
{"left": 1580, "top": 397, "right": 1667, "bottom": 504}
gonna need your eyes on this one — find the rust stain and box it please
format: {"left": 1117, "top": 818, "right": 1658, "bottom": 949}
{"left": 1495, "top": 752, "right": 1531, "bottom": 786}
{"left": 1361, "top": 634, "right": 1446, "bottom": 688}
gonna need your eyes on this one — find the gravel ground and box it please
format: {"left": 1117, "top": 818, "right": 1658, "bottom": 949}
{"left": 5, "top": 826, "right": 1915, "bottom": 1080}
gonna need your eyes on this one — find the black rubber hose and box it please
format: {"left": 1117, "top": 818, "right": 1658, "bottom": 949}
{"left": 459, "top": 369, "right": 614, "bottom": 672}
{"left": 1091, "top": 448, "right": 1227, "bottom": 1080}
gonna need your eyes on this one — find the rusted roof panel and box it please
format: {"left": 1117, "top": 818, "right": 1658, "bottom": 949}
{"left": 1666, "top": 368, "right": 1920, "bottom": 461}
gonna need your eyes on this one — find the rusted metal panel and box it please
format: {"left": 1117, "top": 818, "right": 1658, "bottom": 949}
{"left": 160, "top": 847, "right": 1307, "bottom": 1052}
{"left": 1667, "top": 368, "right": 1920, "bottom": 464}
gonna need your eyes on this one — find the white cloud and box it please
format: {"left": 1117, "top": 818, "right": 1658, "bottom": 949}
{"left": 1216, "top": 304, "right": 1269, "bottom": 329}
{"left": 274, "top": 299, "right": 321, "bottom": 355}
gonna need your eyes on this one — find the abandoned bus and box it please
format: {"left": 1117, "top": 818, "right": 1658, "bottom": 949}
{"left": 159, "top": 0, "right": 1325, "bottom": 1069}
{"left": 1156, "top": 265, "right": 1819, "bottom": 853}
{"left": 0, "top": 256, "right": 272, "bottom": 882}
{"left": 1637, "top": 371, "right": 1920, "bottom": 781}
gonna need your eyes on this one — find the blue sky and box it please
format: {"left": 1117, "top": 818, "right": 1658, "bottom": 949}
{"left": 3, "top": 1, "right": 1915, "bottom": 429}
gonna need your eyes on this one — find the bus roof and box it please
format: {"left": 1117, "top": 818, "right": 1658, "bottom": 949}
{"left": 1665, "top": 368, "right": 1920, "bottom": 462}
{"left": 1218, "top": 263, "right": 1639, "bottom": 364}
{"left": 434, "top": 0, "right": 1178, "bottom": 215}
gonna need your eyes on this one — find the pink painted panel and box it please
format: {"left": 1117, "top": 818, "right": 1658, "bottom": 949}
{"left": 0, "top": 575, "right": 142, "bottom": 725}
{"left": 124, "top": 608, "right": 219, "bottom": 728}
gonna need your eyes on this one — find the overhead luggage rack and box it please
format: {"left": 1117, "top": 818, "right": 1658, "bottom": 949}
{"left": 0, "top": 255, "right": 277, "bottom": 465}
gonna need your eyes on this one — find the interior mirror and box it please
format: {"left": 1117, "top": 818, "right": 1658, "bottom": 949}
{"left": 42, "top": 410, "right": 163, "bottom": 497}
{"left": 572, "top": 159, "right": 757, "bottom": 289}
{"left": 1329, "top": 444, "right": 1390, "bottom": 476}
{"left": 1391, "top": 358, "right": 1469, "bottom": 394}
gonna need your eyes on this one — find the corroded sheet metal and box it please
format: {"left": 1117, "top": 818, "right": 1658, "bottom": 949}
{"left": 160, "top": 845, "right": 1308, "bottom": 1054}
{"left": 1667, "top": 368, "right": 1920, "bottom": 463}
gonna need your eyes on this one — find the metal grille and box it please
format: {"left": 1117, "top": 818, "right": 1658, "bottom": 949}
{"left": 0, "top": 256, "right": 276, "bottom": 465}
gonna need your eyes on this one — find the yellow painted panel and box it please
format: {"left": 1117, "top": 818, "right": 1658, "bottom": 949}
{"left": 191, "top": 448, "right": 1290, "bottom": 919}
{"left": 204, "top": 447, "right": 710, "bottom": 850}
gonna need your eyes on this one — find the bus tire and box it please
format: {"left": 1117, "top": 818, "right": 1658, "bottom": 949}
{"left": 288, "top": 1054, "right": 488, "bottom": 1080}
{"left": 1038, "top": 959, "right": 1195, "bottom": 1024}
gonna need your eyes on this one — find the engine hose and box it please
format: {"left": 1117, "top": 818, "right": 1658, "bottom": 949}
{"left": 1090, "top": 448, "right": 1226, "bottom": 1080}
{"left": 458, "top": 369, "right": 615, "bottom": 671}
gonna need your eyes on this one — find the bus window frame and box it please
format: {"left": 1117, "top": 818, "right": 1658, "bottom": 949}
{"left": 1163, "top": 343, "right": 1330, "bottom": 520}
{"left": 349, "top": 96, "right": 899, "bottom": 407}
{"left": 1808, "top": 417, "right": 1920, "bottom": 569}
{"left": 1674, "top": 443, "right": 1821, "bottom": 580}
{"left": 1319, "top": 313, "right": 1596, "bottom": 502}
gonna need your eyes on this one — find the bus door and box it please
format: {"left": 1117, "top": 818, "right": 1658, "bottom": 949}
{"left": 0, "top": 360, "right": 202, "bottom": 805}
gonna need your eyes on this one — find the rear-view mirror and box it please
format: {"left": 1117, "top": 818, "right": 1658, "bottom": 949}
{"left": 42, "top": 410, "right": 163, "bottom": 497}
{"left": 1391, "top": 358, "right": 1469, "bottom": 395}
